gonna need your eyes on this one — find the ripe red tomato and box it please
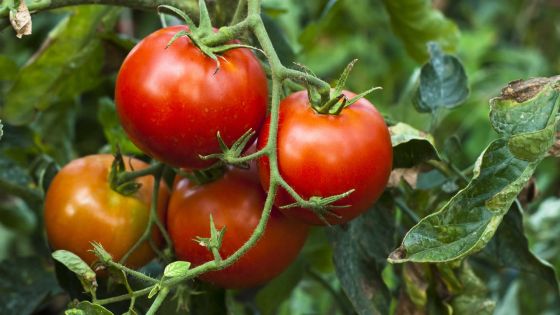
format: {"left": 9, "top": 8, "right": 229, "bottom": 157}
{"left": 115, "top": 25, "right": 268, "bottom": 169}
{"left": 44, "top": 155, "right": 169, "bottom": 269}
{"left": 167, "top": 167, "right": 309, "bottom": 289}
{"left": 258, "top": 90, "right": 392, "bottom": 225}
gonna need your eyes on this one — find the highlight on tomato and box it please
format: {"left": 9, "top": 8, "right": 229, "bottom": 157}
{"left": 258, "top": 90, "right": 393, "bottom": 225}
{"left": 167, "top": 166, "right": 309, "bottom": 289}
{"left": 44, "top": 154, "right": 169, "bottom": 269}
{"left": 115, "top": 25, "right": 268, "bottom": 169}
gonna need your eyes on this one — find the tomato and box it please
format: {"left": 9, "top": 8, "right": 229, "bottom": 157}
{"left": 44, "top": 155, "right": 169, "bottom": 269}
{"left": 115, "top": 25, "right": 268, "bottom": 169}
{"left": 258, "top": 90, "right": 392, "bottom": 225}
{"left": 167, "top": 167, "right": 309, "bottom": 289}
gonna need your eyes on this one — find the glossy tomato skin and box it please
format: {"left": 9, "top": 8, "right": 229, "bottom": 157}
{"left": 44, "top": 155, "right": 169, "bottom": 269}
{"left": 115, "top": 25, "right": 268, "bottom": 169}
{"left": 258, "top": 90, "right": 392, "bottom": 225}
{"left": 167, "top": 167, "right": 309, "bottom": 289}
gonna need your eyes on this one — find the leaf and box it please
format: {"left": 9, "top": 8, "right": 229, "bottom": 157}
{"left": 0, "top": 256, "right": 61, "bottom": 315}
{"left": 413, "top": 43, "right": 469, "bottom": 113}
{"left": 163, "top": 261, "right": 191, "bottom": 278}
{"left": 0, "top": 55, "right": 18, "bottom": 81}
{"left": 65, "top": 301, "right": 114, "bottom": 315}
{"left": 0, "top": 196, "right": 37, "bottom": 233}
{"left": 255, "top": 258, "right": 306, "bottom": 315}
{"left": 478, "top": 202, "right": 559, "bottom": 292}
{"left": 327, "top": 194, "right": 397, "bottom": 315}
{"left": 97, "top": 98, "right": 141, "bottom": 155}
{"left": 389, "top": 77, "right": 560, "bottom": 263}
{"left": 380, "top": 0, "right": 460, "bottom": 63}
{"left": 390, "top": 122, "right": 440, "bottom": 168}
{"left": 2, "top": 6, "right": 113, "bottom": 125}
{"left": 450, "top": 263, "right": 496, "bottom": 315}
{"left": 52, "top": 250, "right": 97, "bottom": 291}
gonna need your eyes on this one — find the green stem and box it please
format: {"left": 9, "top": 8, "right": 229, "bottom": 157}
{"left": 146, "top": 287, "right": 170, "bottom": 315}
{"left": 119, "top": 167, "right": 172, "bottom": 265}
{"left": 96, "top": 286, "right": 154, "bottom": 305}
{"left": 230, "top": 0, "right": 247, "bottom": 25}
{"left": 116, "top": 163, "right": 162, "bottom": 184}
{"left": 0, "top": 0, "right": 198, "bottom": 17}
{"left": 107, "top": 260, "right": 159, "bottom": 284}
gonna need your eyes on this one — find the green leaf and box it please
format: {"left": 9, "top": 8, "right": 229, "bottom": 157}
{"left": 0, "top": 256, "right": 60, "bottom": 315}
{"left": 0, "top": 55, "right": 18, "bottom": 82}
{"left": 163, "top": 261, "right": 191, "bottom": 278}
{"left": 255, "top": 258, "right": 306, "bottom": 315}
{"left": 478, "top": 202, "right": 559, "bottom": 292}
{"left": 327, "top": 194, "right": 397, "bottom": 315}
{"left": 31, "top": 101, "right": 77, "bottom": 165}
{"left": 65, "top": 301, "right": 114, "bottom": 315}
{"left": 389, "top": 77, "right": 560, "bottom": 263}
{"left": 2, "top": 6, "right": 113, "bottom": 125}
{"left": 0, "top": 196, "right": 37, "bottom": 233}
{"left": 52, "top": 250, "right": 97, "bottom": 290}
{"left": 450, "top": 263, "right": 496, "bottom": 315}
{"left": 97, "top": 97, "right": 141, "bottom": 155}
{"left": 390, "top": 122, "right": 440, "bottom": 168}
{"left": 381, "top": 0, "right": 460, "bottom": 63}
{"left": 413, "top": 43, "right": 469, "bottom": 113}
{"left": 0, "top": 120, "right": 3, "bottom": 140}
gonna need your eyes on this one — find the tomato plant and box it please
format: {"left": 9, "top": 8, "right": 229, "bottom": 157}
{"left": 167, "top": 166, "right": 309, "bottom": 288}
{"left": 115, "top": 25, "right": 268, "bottom": 169}
{"left": 44, "top": 154, "right": 169, "bottom": 269}
{"left": 258, "top": 90, "right": 393, "bottom": 225}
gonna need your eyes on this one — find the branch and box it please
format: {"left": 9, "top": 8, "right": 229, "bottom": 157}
{"left": 0, "top": 0, "right": 198, "bottom": 18}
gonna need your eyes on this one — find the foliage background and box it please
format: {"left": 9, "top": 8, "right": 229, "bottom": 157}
{"left": 1, "top": 0, "right": 560, "bottom": 314}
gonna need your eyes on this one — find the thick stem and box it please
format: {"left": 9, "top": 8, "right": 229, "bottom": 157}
{"left": 146, "top": 287, "right": 170, "bottom": 315}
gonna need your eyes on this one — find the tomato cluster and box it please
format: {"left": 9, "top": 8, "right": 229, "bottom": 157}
{"left": 44, "top": 26, "right": 392, "bottom": 288}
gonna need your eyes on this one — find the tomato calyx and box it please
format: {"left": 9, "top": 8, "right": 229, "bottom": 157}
{"left": 109, "top": 151, "right": 142, "bottom": 196}
{"left": 199, "top": 129, "right": 255, "bottom": 168}
{"left": 159, "top": 2, "right": 260, "bottom": 73}
{"left": 309, "top": 59, "right": 382, "bottom": 115}
{"left": 280, "top": 188, "right": 356, "bottom": 225}
{"left": 194, "top": 214, "right": 226, "bottom": 263}
{"left": 178, "top": 166, "right": 227, "bottom": 186}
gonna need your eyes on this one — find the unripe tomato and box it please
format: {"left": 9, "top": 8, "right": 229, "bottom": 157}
{"left": 167, "top": 167, "right": 309, "bottom": 288}
{"left": 44, "top": 155, "right": 168, "bottom": 269}
{"left": 258, "top": 90, "right": 392, "bottom": 225}
{"left": 115, "top": 25, "right": 268, "bottom": 169}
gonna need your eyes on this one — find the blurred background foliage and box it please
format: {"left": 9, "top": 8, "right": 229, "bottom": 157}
{"left": 1, "top": 0, "right": 560, "bottom": 314}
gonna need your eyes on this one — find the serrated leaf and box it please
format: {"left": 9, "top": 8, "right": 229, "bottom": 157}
{"left": 163, "top": 261, "right": 191, "bottom": 278}
{"left": 52, "top": 250, "right": 96, "bottom": 285}
{"left": 389, "top": 77, "right": 560, "bottom": 263}
{"left": 327, "top": 194, "right": 397, "bottom": 315}
{"left": 413, "top": 43, "right": 469, "bottom": 113}
{"left": 2, "top": 6, "right": 113, "bottom": 125}
{"left": 478, "top": 202, "right": 559, "bottom": 292}
{"left": 97, "top": 97, "right": 141, "bottom": 155}
{"left": 381, "top": 0, "right": 460, "bottom": 63}
{"left": 0, "top": 256, "right": 60, "bottom": 315}
{"left": 65, "top": 301, "right": 113, "bottom": 315}
{"left": 390, "top": 122, "right": 440, "bottom": 168}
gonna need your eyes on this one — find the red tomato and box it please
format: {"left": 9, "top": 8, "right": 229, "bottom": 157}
{"left": 44, "top": 155, "right": 169, "bottom": 269}
{"left": 115, "top": 25, "right": 268, "bottom": 169}
{"left": 258, "top": 90, "right": 392, "bottom": 225}
{"left": 167, "top": 167, "right": 309, "bottom": 289}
